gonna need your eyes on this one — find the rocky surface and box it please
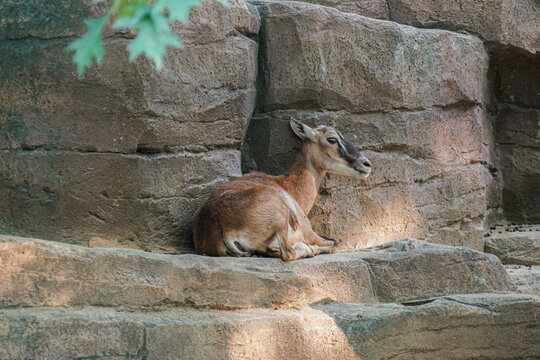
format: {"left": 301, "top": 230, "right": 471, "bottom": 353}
{"left": 0, "top": 235, "right": 535, "bottom": 359}
{"left": 255, "top": 1, "right": 488, "bottom": 112}
{"left": 0, "top": 0, "right": 259, "bottom": 252}
{"left": 262, "top": 0, "right": 390, "bottom": 19}
{"left": 0, "top": 150, "right": 240, "bottom": 252}
{"left": 0, "top": 0, "right": 109, "bottom": 40}
{"left": 358, "top": 239, "right": 514, "bottom": 302}
{"left": 485, "top": 224, "right": 540, "bottom": 265}
{"left": 244, "top": 0, "right": 496, "bottom": 251}
{"left": 0, "top": 0, "right": 537, "bottom": 254}
{"left": 244, "top": 0, "right": 491, "bottom": 250}
{"left": 492, "top": 50, "right": 540, "bottom": 224}
{"left": 506, "top": 265, "right": 540, "bottom": 296}
{"left": 484, "top": 224, "right": 540, "bottom": 296}
{"left": 0, "top": 236, "right": 514, "bottom": 309}
{"left": 387, "top": 0, "right": 540, "bottom": 54}
{"left": 1, "top": 1, "right": 539, "bottom": 358}
{"left": 243, "top": 107, "right": 490, "bottom": 250}
{"left": 243, "top": 2, "right": 491, "bottom": 249}
{"left": 0, "top": 294, "right": 538, "bottom": 360}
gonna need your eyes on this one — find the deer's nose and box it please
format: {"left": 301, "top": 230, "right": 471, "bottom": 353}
{"left": 363, "top": 160, "right": 371, "bottom": 168}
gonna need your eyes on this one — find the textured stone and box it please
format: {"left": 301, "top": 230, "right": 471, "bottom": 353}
{"left": 0, "top": 0, "right": 109, "bottom": 40}
{"left": 360, "top": 239, "right": 514, "bottom": 302}
{"left": 308, "top": 166, "right": 488, "bottom": 250}
{"left": 485, "top": 227, "right": 540, "bottom": 265}
{"left": 0, "top": 8, "right": 259, "bottom": 153}
{"left": 0, "top": 308, "right": 146, "bottom": 360}
{"left": 387, "top": 0, "right": 540, "bottom": 53}
{"left": 506, "top": 265, "right": 540, "bottom": 296}
{"left": 242, "top": 107, "right": 490, "bottom": 249}
{"left": 1, "top": 294, "right": 539, "bottom": 360}
{"left": 0, "top": 150, "right": 241, "bottom": 252}
{"left": 254, "top": 1, "right": 488, "bottom": 112}
{"left": 0, "top": 0, "right": 259, "bottom": 251}
{"left": 0, "top": 235, "right": 376, "bottom": 309}
{"left": 255, "top": 0, "right": 390, "bottom": 19}
{"left": 0, "top": 237, "right": 514, "bottom": 310}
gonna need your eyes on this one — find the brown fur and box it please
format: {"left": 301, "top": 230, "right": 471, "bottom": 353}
{"left": 192, "top": 121, "right": 371, "bottom": 261}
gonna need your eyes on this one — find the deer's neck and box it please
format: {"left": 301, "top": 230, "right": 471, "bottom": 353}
{"left": 280, "top": 144, "right": 325, "bottom": 215}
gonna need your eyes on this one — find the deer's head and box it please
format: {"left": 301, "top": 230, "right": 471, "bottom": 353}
{"left": 290, "top": 119, "right": 371, "bottom": 179}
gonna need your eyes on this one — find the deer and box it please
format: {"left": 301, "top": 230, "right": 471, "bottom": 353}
{"left": 192, "top": 119, "right": 371, "bottom": 261}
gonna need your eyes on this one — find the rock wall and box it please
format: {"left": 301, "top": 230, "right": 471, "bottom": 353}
{"left": 0, "top": 0, "right": 259, "bottom": 252}
{"left": 0, "top": 0, "right": 538, "bottom": 252}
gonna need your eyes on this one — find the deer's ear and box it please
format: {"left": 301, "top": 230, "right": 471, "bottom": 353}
{"left": 290, "top": 119, "right": 316, "bottom": 141}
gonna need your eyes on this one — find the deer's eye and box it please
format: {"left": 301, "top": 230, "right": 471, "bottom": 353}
{"left": 327, "top": 137, "right": 338, "bottom": 145}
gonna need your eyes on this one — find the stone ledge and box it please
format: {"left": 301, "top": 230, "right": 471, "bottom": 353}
{"left": 485, "top": 225, "right": 540, "bottom": 265}
{"left": 387, "top": 0, "right": 540, "bottom": 54}
{"left": 0, "top": 236, "right": 514, "bottom": 309}
{"left": 506, "top": 265, "right": 540, "bottom": 296}
{"left": 0, "top": 294, "right": 538, "bottom": 360}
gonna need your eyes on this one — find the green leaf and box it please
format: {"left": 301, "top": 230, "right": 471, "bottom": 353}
{"left": 112, "top": 2, "right": 151, "bottom": 29}
{"left": 155, "top": 0, "right": 200, "bottom": 22}
{"left": 127, "top": 17, "right": 181, "bottom": 69}
{"left": 150, "top": 5, "right": 171, "bottom": 32}
{"left": 66, "top": 15, "right": 109, "bottom": 76}
{"left": 113, "top": 2, "right": 169, "bottom": 32}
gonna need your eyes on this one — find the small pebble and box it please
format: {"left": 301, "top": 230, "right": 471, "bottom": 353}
{"left": 484, "top": 233, "right": 490, "bottom": 237}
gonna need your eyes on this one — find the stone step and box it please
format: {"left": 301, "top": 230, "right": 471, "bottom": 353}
{"left": 0, "top": 236, "right": 514, "bottom": 310}
{"left": 485, "top": 224, "right": 540, "bottom": 265}
{"left": 0, "top": 294, "right": 538, "bottom": 360}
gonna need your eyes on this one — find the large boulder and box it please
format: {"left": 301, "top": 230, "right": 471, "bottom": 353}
{"left": 0, "top": 0, "right": 260, "bottom": 252}
{"left": 387, "top": 0, "right": 540, "bottom": 54}
{"left": 0, "top": 236, "right": 514, "bottom": 309}
{"left": 1, "top": 294, "right": 539, "bottom": 359}
{"left": 0, "top": 151, "right": 240, "bottom": 252}
{"left": 253, "top": 1, "right": 488, "bottom": 113}
{"left": 359, "top": 239, "right": 514, "bottom": 302}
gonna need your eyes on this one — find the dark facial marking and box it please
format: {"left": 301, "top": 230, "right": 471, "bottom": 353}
{"left": 337, "top": 132, "right": 361, "bottom": 165}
